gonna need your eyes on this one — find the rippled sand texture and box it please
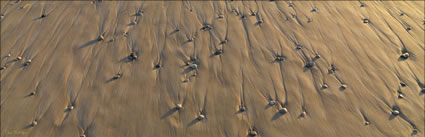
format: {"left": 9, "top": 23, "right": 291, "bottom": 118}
{"left": 1, "top": 1, "right": 424, "bottom": 137}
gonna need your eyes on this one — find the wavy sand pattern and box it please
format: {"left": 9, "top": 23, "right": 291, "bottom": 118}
{"left": 1, "top": 1, "right": 424, "bottom": 137}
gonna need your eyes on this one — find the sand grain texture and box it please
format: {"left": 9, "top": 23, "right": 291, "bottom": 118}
{"left": 1, "top": 1, "right": 424, "bottom": 137}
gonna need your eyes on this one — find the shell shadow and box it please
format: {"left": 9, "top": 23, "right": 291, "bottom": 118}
{"left": 105, "top": 77, "right": 117, "bottom": 83}
{"left": 264, "top": 104, "right": 272, "bottom": 109}
{"left": 160, "top": 108, "right": 178, "bottom": 119}
{"left": 388, "top": 106, "right": 400, "bottom": 120}
{"left": 120, "top": 56, "right": 133, "bottom": 63}
{"left": 187, "top": 118, "right": 201, "bottom": 127}
{"left": 182, "top": 67, "right": 194, "bottom": 74}
{"left": 23, "top": 124, "right": 34, "bottom": 130}
{"left": 170, "top": 29, "right": 179, "bottom": 35}
{"left": 272, "top": 112, "right": 285, "bottom": 120}
{"left": 303, "top": 66, "right": 312, "bottom": 72}
{"left": 79, "top": 39, "right": 99, "bottom": 49}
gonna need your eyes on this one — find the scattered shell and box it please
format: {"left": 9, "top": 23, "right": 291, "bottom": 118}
{"left": 16, "top": 56, "right": 23, "bottom": 60}
{"left": 392, "top": 110, "right": 400, "bottom": 115}
{"left": 340, "top": 84, "right": 348, "bottom": 90}
{"left": 301, "top": 111, "right": 307, "bottom": 117}
{"left": 154, "top": 64, "right": 160, "bottom": 69}
{"left": 315, "top": 55, "right": 321, "bottom": 59}
{"left": 98, "top": 34, "right": 104, "bottom": 41}
{"left": 113, "top": 73, "right": 122, "bottom": 80}
{"left": 296, "top": 45, "right": 302, "bottom": 50}
{"left": 197, "top": 114, "right": 205, "bottom": 120}
{"left": 322, "top": 84, "right": 328, "bottom": 89}
{"left": 190, "top": 64, "right": 198, "bottom": 69}
{"left": 67, "top": 105, "right": 74, "bottom": 110}
{"left": 214, "top": 49, "right": 223, "bottom": 55}
{"left": 363, "top": 18, "right": 369, "bottom": 23}
{"left": 29, "top": 91, "right": 36, "bottom": 96}
{"left": 398, "top": 94, "right": 404, "bottom": 99}
{"left": 239, "top": 106, "right": 246, "bottom": 112}
{"left": 257, "top": 20, "right": 264, "bottom": 24}
{"left": 0, "top": 66, "right": 6, "bottom": 70}
{"left": 275, "top": 56, "right": 285, "bottom": 61}
{"left": 365, "top": 121, "right": 370, "bottom": 125}
{"left": 288, "top": 3, "right": 294, "bottom": 7}
{"left": 131, "top": 21, "right": 137, "bottom": 25}
{"left": 24, "top": 59, "right": 32, "bottom": 66}
{"left": 188, "top": 37, "right": 194, "bottom": 42}
{"left": 31, "top": 120, "right": 38, "bottom": 126}
{"left": 6, "top": 53, "right": 11, "bottom": 57}
{"left": 136, "top": 9, "right": 143, "bottom": 16}
{"left": 269, "top": 100, "right": 275, "bottom": 105}
{"left": 248, "top": 130, "right": 257, "bottom": 136}
{"left": 305, "top": 62, "right": 315, "bottom": 68}
{"left": 176, "top": 104, "right": 183, "bottom": 110}
{"left": 201, "top": 24, "right": 213, "bottom": 31}
{"left": 400, "top": 53, "right": 409, "bottom": 59}
{"left": 129, "top": 53, "right": 138, "bottom": 60}
{"left": 220, "top": 39, "right": 228, "bottom": 44}
{"left": 412, "top": 129, "right": 418, "bottom": 134}
{"left": 279, "top": 107, "right": 288, "bottom": 114}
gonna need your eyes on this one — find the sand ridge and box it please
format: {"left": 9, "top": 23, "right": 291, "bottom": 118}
{"left": 1, "top": 1, "right": 424, "bottom": 137}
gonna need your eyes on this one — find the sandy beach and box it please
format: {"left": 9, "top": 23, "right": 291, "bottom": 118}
{"left": 1, "top": 1, "right": 424, "bottom": 137}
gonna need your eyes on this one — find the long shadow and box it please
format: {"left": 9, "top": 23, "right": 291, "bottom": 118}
{"left": 297, "top": 113, "right": 306, "bottom": 119}
{"left": 105, "top": 77, "right": 116, "bottom": 83}
{"left": 32, "top": 16, "right": 46, "bottom": 21}
{"left": 6, "top": 59, "right": 18, "bottom": 64}
{"left": 182, "top": 67, "right": 194, "bottom": 74}
{"left": 388, "top": 114, "right": 396, "bottom": 120}
{"left": 183, "top": 40, "right": 193, "bottom": 45}
{"left": 398, "top": 57, "right": 408, "bottom": 61}
{"left": 187, "top": 118, "right": 201, "bottom": 127}
{"left": 169, "top": 30, "right": 179, "bottom": 35}
{"left": 79, "top": 39, "right": 99, "bottom": 49}
{"left": 264, "top": 104, "right": 272, "bottom": 109}
{"left": 24, "top": 92, "right": 36, "bottom": 98}
{"left": 234, "top": 110, "right": 245, "bottom": 115}
{"left": 272, "top": 112, "right": 285, "bottom": 120}
{"left": 254, "top": 21, "right": 263, "bottom": 26}
{"left": 303, "top": 66, "right": 312, "bottom": 72}
{"left": 23, "top": 124, "right": 34, "bottom": 130}
{"left": 120, "top": 56, "right": 132, "bottom": 63}
{"left": 339, "top": 86, "right": 346, "bottom": 91}
{"left": 160, "top": 108, "right": 178, "bottom": 119}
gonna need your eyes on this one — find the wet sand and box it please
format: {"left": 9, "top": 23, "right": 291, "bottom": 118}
{"left": 1, "top": 1, "right": 424, "bottom": 137}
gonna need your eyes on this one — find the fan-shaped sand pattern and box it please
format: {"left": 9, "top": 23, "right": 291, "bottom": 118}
{"left": 1, "top": 1, "right": 424, "bottom": 137}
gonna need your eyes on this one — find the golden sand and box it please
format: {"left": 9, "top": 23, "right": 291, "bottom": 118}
{"left": 1, "top": 1, "right": 424, "bottom": 137}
